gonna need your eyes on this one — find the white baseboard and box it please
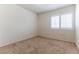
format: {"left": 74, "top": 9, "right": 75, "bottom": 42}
{"left": 0, "top": 33, "right": 37, "bottom": 47}
{"left": 0, "top": 34, "right": 75, "bottom": 48}
{"left": 38, "top": 35, "right": 75, "bottom": 43}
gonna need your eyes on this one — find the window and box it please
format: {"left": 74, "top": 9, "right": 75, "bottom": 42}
{"left": 51, "top": 16, "right": 59, "bottom": 28}
{"left": 51, "top": 13, "right": 73, "bottom": 29}
{"left": 61, "top": 13, "right": 72, "bottom": 29}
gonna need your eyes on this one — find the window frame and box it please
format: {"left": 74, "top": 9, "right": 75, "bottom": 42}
{"left": 50, "top": 13, "right": 73, "bottom": 30}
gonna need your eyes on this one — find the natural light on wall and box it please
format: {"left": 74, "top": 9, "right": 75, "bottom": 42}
{"left": 51, "top": 13, "right": 72, "bottom": 29}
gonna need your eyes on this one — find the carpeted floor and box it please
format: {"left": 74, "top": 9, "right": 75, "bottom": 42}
{"left": 0, "top": 36, "right": 79, "bottom": 54}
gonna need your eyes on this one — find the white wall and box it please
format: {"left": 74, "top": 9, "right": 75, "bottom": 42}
{"left": 38, "top": 5, "right": 75, "bottom": 42}
{"left": 0, "top": 4, "right": 37, "bottom": 47}
{"left": 75, "top": 4, "right": 79, "bottom": 48}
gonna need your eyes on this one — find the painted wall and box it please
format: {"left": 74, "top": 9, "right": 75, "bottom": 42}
{"left": 0, "top": 5, "right": 37, "bottom": 47}
{"left": 38, "top": 5, "right": 75, "bottom": 42}
{"left": 75, "top": 4, "right": 79, "bottom": 48}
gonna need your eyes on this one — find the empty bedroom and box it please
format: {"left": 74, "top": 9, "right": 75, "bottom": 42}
{"left": 0, "top": 4, "right": 79, "bottom": 54}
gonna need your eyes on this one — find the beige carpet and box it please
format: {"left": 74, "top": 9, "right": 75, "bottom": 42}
{"left": 0, "top": 36, "right": 79, "bottom": 54}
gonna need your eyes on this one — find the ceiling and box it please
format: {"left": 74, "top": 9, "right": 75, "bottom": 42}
{"left": 18, "top": 4, "right": 72, "bottom": 13}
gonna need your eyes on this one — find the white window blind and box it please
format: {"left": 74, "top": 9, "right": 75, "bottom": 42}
{"left": 51, "top": 13, "right": 73, "bottom": 29}
{"left": 61, "top": 13, "right": 72, "bottom": 29}
{"left": 51, "top": 16, "right": 59, "bottom": 28}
